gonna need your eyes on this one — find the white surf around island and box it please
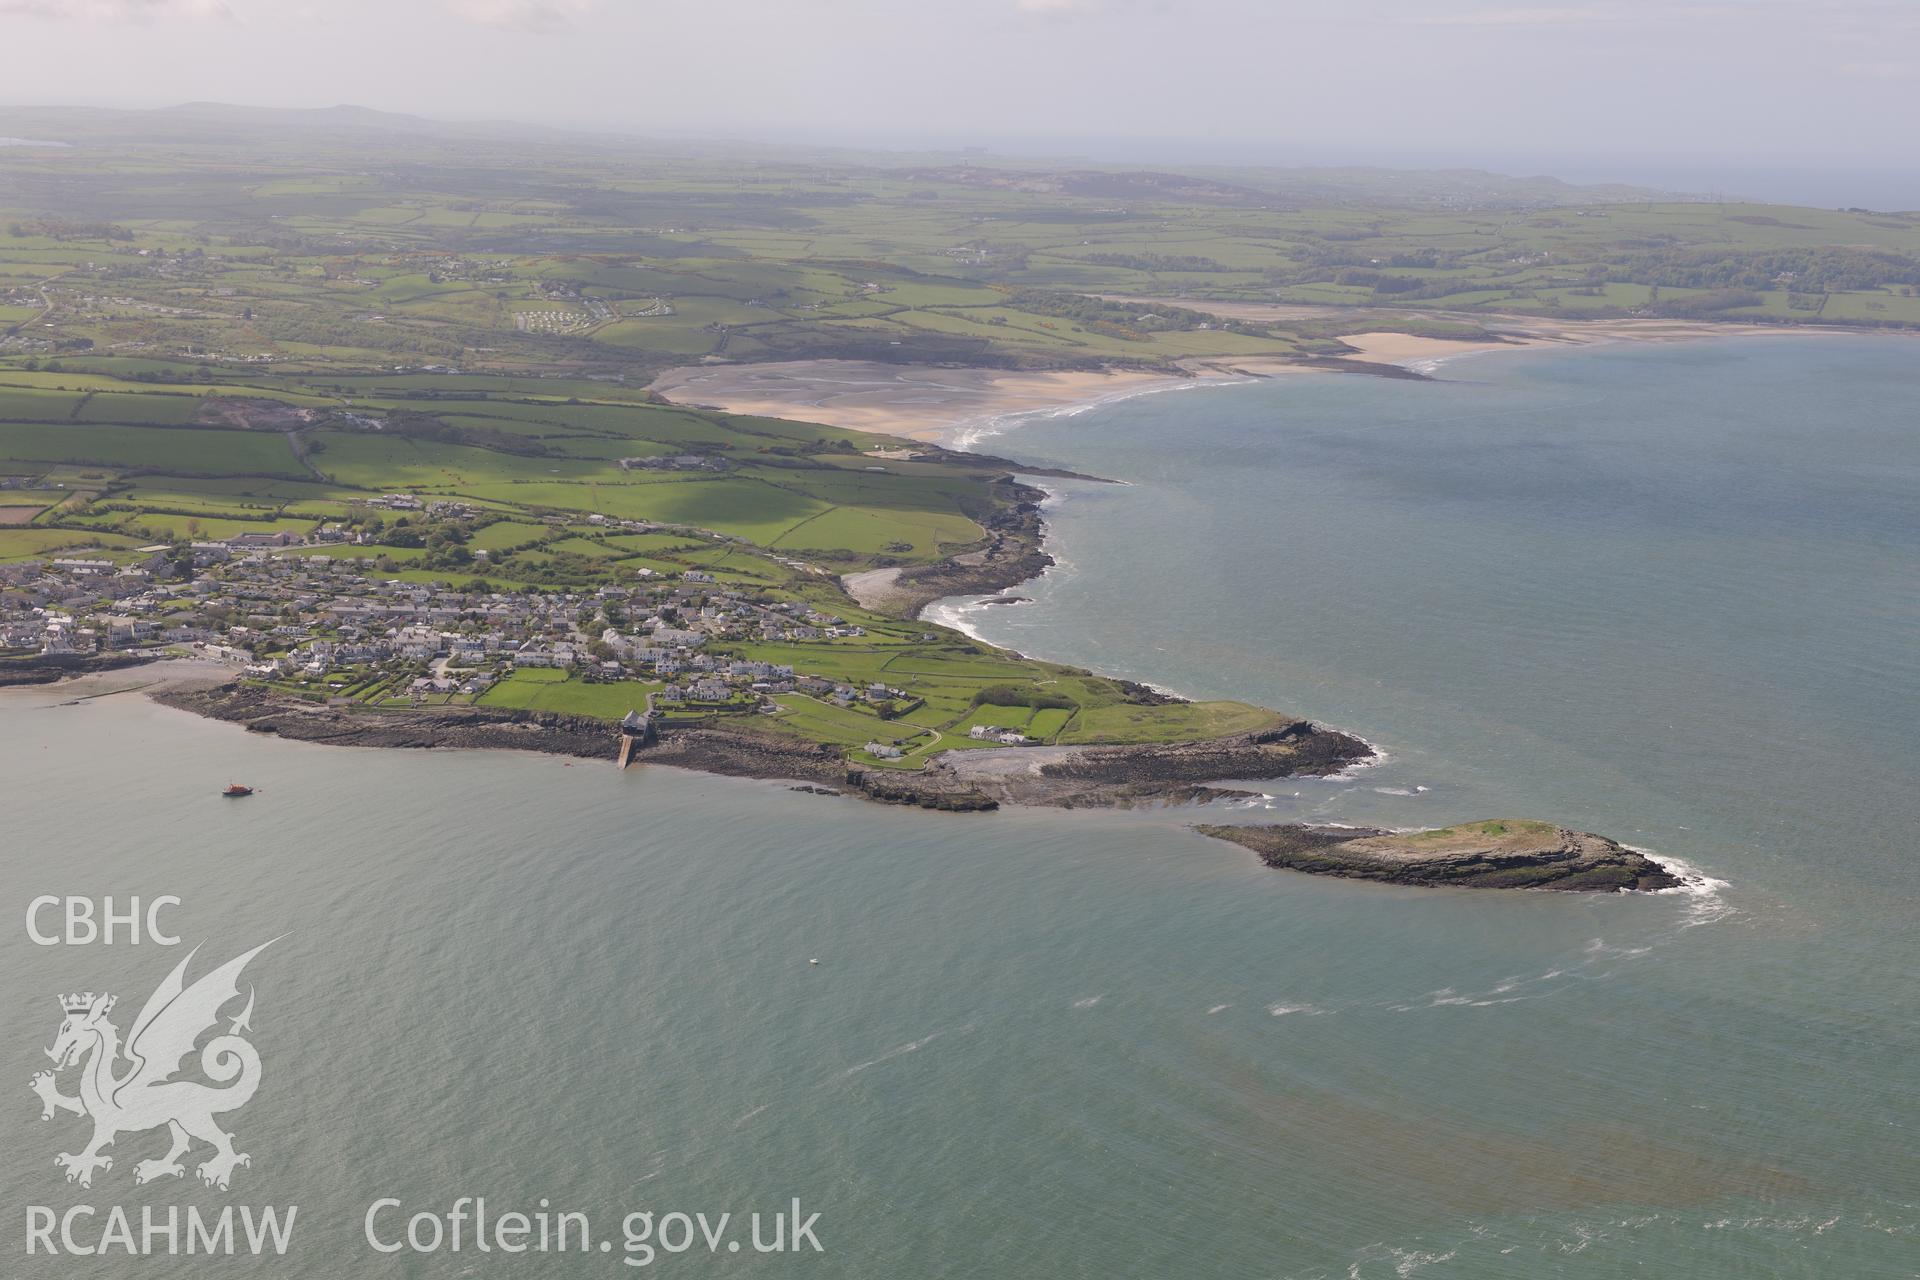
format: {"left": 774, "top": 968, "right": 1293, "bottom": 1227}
{"left": 1626, "top": 848, "right": 1735, "bottom": 923}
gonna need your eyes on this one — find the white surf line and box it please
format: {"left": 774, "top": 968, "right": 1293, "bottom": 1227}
{"left": 939, "top": 374, "right": 1253, "bottom": 452}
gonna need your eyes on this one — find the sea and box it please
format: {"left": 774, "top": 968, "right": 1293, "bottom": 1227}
{"left": 4, "top": 335, "right": 1916, "bottom": 1277}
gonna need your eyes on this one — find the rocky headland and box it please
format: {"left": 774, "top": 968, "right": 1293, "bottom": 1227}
{"left": 1194, "top": 820, "right": 1679, "bottom": 892}
{"left": 155, "top": 681, "right": 1371, "bottom": 812}
{"left": 843, "top": 480, "right": 1056, "bottom": 617}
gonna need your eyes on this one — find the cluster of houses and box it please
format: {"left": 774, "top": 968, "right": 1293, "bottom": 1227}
{"left": 397, "top": 253, "right": 516, "bottom": 287}
{"left": 1, "top": 547, "right": 204, "bottom": 655}
{"left": 618, "top": 455, "right": 730, "bottom": 473}
{"left": 2, "top": 529, "right": 903, "bottom": 720}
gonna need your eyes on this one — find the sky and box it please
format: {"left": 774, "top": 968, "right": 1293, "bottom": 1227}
{"left": 3, "top": 0, "right": 1919, "bottom": 208}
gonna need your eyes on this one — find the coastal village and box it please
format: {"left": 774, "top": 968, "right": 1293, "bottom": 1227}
{"left": 0, "top": 503, "right": 1044, "bottom": 763}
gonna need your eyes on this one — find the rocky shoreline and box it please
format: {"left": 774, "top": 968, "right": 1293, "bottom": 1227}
{"left": 72, "top": 423, "right": 1658, "bottom": 846}
{"left": 39, "top": 425, "right": 1384, "bottom": 817}
{"left": 152, "top": 682, "right": 1371, "bottom": 811}
{"left": 113, "top": 439, "right": 1376, "bottom": 815}
{"left": 0, "top": 650, "right": 164, "bottom": 687}
{"left": 845, "top": 479, "right": 1059, "bottom": 618}
{"left": 940, "top": 721, "right": 1369, "bottom": 808}
{"left": 1194, "top": 820, "right": 1680, "bottom": 892}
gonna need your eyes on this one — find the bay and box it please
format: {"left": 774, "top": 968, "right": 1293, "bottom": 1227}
{"left": 5, "top": 334, "right": 1915, "bottom": 1277}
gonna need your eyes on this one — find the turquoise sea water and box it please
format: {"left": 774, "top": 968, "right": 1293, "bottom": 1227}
{"left": 4, "top": 336, "right": 1916, "bottom": 1276}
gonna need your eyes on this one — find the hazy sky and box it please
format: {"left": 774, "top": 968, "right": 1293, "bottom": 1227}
{"left": 4, "top": 0, "right": 1918, "bottom": 206}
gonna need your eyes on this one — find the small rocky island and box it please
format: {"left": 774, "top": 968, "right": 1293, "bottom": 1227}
{"left": 1194, "top": 820, "right": 1679, "bottom": 892}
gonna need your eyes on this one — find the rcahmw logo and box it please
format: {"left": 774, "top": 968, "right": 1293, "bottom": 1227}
{"left": 25, "top": 938, "right": 299, "bottom": 1258}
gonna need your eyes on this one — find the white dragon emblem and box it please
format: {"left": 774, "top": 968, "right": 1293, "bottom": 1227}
{"left": 29, "top": 940, "right": 278, "bottom": 1191}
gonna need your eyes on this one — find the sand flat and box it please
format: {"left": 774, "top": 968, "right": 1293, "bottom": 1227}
{"left": 648, "top": 315, "right": 1889, "bottom": 442}
{"left": 1332, "top": 331, "right": 1541, "bottom": 364}
{"left": 649, "top": 360, "right": 1197, "bottom": 441}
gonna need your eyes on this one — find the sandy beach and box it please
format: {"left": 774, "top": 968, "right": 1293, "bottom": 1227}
{"left": 1, "top": 654, "right": 239, "bottom": 702}
{"left": 648, "top": 361, "right": 1202, "bottom": 442}
{"left": 650, "top": 312, "right": 1888, "bottom": 441}
{"left": 1108, "top": 297, "right": 1879, "bottom": 364}
{"left": 1331, "top": 330, "right": 1542, "bottom": 365}
{"left": 1324, "top": 316, "right": 1894, "bottom": 373}
{"left": 1328, "top": 317, "right": 1840, "bottom": 366}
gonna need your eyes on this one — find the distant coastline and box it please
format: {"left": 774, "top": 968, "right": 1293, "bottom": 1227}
{"left": 647, "top": 313, "right": 1891, "bottom": 440}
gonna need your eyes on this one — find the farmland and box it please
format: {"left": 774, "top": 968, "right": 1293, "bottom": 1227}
{"left": 4, "top": 105, "right": 1914, "bottom": 397}
{"left": 4, "top": 103, "right": 1911, "bottom": 772}
{"left": 0, "top": 354, "right": 1283, "bottom": 759}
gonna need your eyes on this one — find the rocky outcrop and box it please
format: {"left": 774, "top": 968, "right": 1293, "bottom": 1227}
{"left": 0, "top": 651, "right": 162, "bottom": 687}
{"left": 155, "top": 682, "right": 618, "bottom": 757}
{"left": 844, "top": 768, "right": 999, "bottom": 811}
{"left": 861, "top": 480, "right": 1055, "bottom": 618}
{"left": 594, "top": 725, "right": 1002, "bottom": 809}
{"left": 935, "top": 721, "right": 1373, "bottom": 808}
{"left": 627, "top": 724, "right": 846, "bottom": 786}
{"left": 1194, "top": 820, "right": 1679, "bottom": 891}
{"left": 914, "top": 445, "right": 1111, "bottom": 485}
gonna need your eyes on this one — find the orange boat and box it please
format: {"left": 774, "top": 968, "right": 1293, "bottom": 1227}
{"left": 223, "top": 783, "right": 254, "bottom": 798}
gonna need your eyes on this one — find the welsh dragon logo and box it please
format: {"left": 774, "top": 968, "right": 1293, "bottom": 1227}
{"left": 30, "top": 940, "right": 278, "bottom": 1191}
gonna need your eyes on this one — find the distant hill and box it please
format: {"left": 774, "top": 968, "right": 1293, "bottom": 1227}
{"left": 0, "top": 102, "right": 576, "bottom": 148}
{"left": 892, "top": 160, "right": 1699, "bottom": 212}
{"left": 901, "top": 166, "right": 1278, "bottom": 207}
{"left": 1190, "top": 164, "right": 1708, "bottom": 210}
{"left": 156, "top": 101, "right": 564, "bottom": 139}
{"left": 0, "top": 103, "right": 1710, "bottom": 209}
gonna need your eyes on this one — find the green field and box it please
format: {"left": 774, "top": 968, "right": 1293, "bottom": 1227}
{"left": 0, "top": 526, "right": 140, "bottom": 561}
{"left": 478, "top": 670, "right": 662, "bottom": 719}
{"left": 0, "top": 424, "right": 303, "bottom": 475}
